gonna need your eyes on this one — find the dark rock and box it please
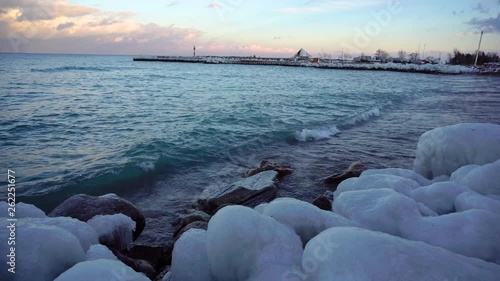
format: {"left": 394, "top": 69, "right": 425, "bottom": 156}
{"left": 245, "top": 160, "right": 294, "bottom": 179}
{"left": 109, "top": 247, "right": 156, "bottom": 279}
{"left": 49, "top": 193, "right": 145, "bottom": 240}
{"left": 172, "top": 211, "right": 211, "bottom": 238}
{"left": 154, "top": 267, "right": 171, "bottom": 281}
{"left": 323, "top": 161, "right": 367, "bottom": 186}
{"left": 173, "top": 221, "right": 208, "bottom": 242}
{"left": 312, "top": 195, "right": 332, "bottom": 211}
{"left": 127, "top": 244, "right": 170, "bottom": 271}
{"left": 198, "top": 171, "right": 278, "bottom": 214}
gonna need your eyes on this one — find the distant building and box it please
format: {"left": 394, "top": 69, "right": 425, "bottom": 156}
{"left": 292, "top": 48, "right": 312, "bottom": 61}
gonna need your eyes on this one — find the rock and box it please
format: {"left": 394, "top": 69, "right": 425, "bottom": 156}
{"left": 49, "top": 194, "right": 145, "bottom": 240}
{"left": 198, "top": 171, "right": 279, "bottom": 214}
{"left": 153, "top": 266, "right": 171, "bottom": 281}
{"left": 173, "top": 221, "right": 208, "bottom": 242}
{"left": 312, "top": 195, "right": 332, "bottom": 211}
{"left": 109, "top": 247, "right": 156, "bottom": 279}
{"left": 127, "top": 245, "right": 171, "bottom": 271}
{"left": 245, "top": 160, "right": 294, "bottom": 179}
{"left": 172, "top": 211, "right": 211, "bottom": 238}
{"left": 323, "top": 161, "right": 367, "bottom": 186}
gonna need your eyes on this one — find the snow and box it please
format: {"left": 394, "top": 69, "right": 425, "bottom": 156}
{"left": 0, "top": 201, "right": 46, "bottom": 218}
{"left": 54, "top": 259, "right": 150, "bottom": 281}
{"left": 20, "top": 217, "right": 99, "bottom": 252}
{"left": 171, "top": 229, "right": 214, "bottom": 281}
{"left": 455, "top": 192, "right": 500, "bottom": 214}
{"left": 361, "top": 168, "right": 432, "bottom": 186}
{"left": 0, "top": 221, "right": 86, "bottom": 281}
{"left": 333, "top": 188, "right": 422, "bottom": 236}
{"left": 413, "top": 123, "right": 500, "bottom": 179}
{"left": 300, "top": 227, "right": 500, "bottom": 281}
{"left": 206, "top": 205, "right": 303, "bottom": 281}
{"left": 318, "top": 62, "right": 477, "bottom": 74}
{"left": 450, "top": 159, "right": 500, "bottom": 196}
{"left": 257, "top": 197, "right": 354, "bottom": 244}
{"left": 410, "top": 182, "right": 471, "bottom": 215}
{"left": 86, "top": 214, "right": 136, "bottom": 251}
{"left": 86, "top": 244, "right": 118, "bottom": 261}
{"left": 333, "top": 174, "right": 420, "bottom": 199}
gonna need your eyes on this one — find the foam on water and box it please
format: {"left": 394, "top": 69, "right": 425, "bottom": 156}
{"left": 295, "top": 126, "right": 341, "bottom": 142}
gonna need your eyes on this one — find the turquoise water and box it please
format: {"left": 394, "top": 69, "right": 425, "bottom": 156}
{"left": 1, "top": 54, "right": 500, "bottom": 240}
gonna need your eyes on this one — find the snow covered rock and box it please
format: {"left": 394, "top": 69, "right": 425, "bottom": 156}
{"left": 455, "top": 192, "right": 500, "bottom": 214}
{"left": 86, "top": 244, "right": 118, "bottom": 261}
{"left": 54, "top": 259, "right": 150, "bottom": 281}
{"left": 20, "top": 217, "right": 99, "bottom": 251}
{"left": 402, "top": 209, "right": 500, "bottom": 263}
{"left": 49, "top": 193, "right": 145, "bottom": 240}
{"left": 0, "top": 201, "right": 46, "bottom": 218}
{"left": 413, "top": 123, "right": 500, "bottom": 179}
{"left": 361, "top": 168, "right": 432, "bottom": 186}
{"left": 87, "top": 214, "right": 136, "bottom": 251}
{"left": 198, "top": 171, "right": 278, "bottom": 214}
{"left": 0, "top": 221, "right": 86, "bottom": 281}
{"left": 334, "top": 174, "right": 420, "bottom": 199}
{"left": 171, "top": 229, "right": 214, "bottom": 281}
{"left": 411, "top": 182, "right": 471, "bottom": 215}
{"left": 258, "top": 197, "right": 354, "bottom": 244}
{"left": 298, "top": 227, "right": 500, "bottom": 281}
{"left": 450, "top": 159, "right": 500, "bottom": 196}
{"left": 207, "top": 205, "right": 303, "bottom": 281}
{"left": 334, "top": 189, "right": 423, "bottom": 236}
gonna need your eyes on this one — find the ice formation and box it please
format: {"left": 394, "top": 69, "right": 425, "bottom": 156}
{"left": 87, "top": 213, "right": 136, "bottom": 250}
{"left": 361, "top": 168, "right": 431, "bottom": 186}
{"left": 86, "top": 244, "right": 118, "bottom": 261}
{"left": 455, "top": 192, "right": 500, "bottom": 214}
{"left": 0, "top": 201, "right": 46, "bottom": 218}
{"left": 171, "top": 229, "right": 214, "bottom": 281}
{"left": 334, "top": 174, "right": 420, "bottom": 200}
{"left": 450, "top": 159, "right": 500, "bottom": 196}
{"left": 54, "top": 259, "right": 150, "bottom": 281}
{"left": 413, "top": 123, "right": 500, "bottom": 179}
{"left": 410, "top": 182, "right": 471, "bottom": 215}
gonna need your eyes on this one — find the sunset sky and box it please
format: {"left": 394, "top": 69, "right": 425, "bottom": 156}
{"left": 1, "top": 0, "right": 499, "bottom": 58}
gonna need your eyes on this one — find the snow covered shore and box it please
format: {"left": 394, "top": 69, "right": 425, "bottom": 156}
{"left": 1, "top": 123, "right": 500, "bottom": 281}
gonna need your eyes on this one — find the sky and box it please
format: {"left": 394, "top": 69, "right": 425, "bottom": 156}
{"left": 0, "top": 0, "right": 500, "bottom": 58}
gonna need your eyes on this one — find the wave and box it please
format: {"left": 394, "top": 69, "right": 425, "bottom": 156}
{"left": 30, "top": 66, "right": 112, "bottom": 73}
{"left": 295, "top": 126, "right": 341, "bottom": 142}
{"left": 343, "top": 107, "right": 382, "bottom": 127}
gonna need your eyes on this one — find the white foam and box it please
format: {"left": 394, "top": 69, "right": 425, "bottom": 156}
{"left": 295, "top": 126, "right": 341, "bottom": 141}
{"left": 345, "top": 107, "right": 381, "bottom": 126}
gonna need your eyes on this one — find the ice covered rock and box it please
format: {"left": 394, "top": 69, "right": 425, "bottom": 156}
{"left": 402, "top": 209, "right": 500, "bottom": 263}
{"left": 49, "top": 193, "right": 145, "bottom": 240}
{"left": 171, "top": 229, "right": 214, "bottom": 281}
{"left": 258, "top": 197, "right": 353, "bottom": 244}
{"left": 207, "top": 205, "right": 303, "bottom": 281}
{"left": 54, "top": 259, "right": 150, "bottom": 281}
{"left": 450, "top": 159, "right": 500, "bottom": 196}
{"left": 0, "top": 221, "right": 86, "bottom": 281}
{"left": 413, "top": 123, "right": 500, "bottom": 179}
{"left": 20, "top": 217, "right": 99, "bottom": 251}
{"left": 455, "top": 192, "right": 500, "bottom": 214}
{"left": 297, "top": 227, "right": 500, "bottom": 281}
{"left": 333, "top": 174, "right": 420, "bottom": 199}
{"left": 334, "top": 189, "right": 422, "bottom": 236}
{"left": 361, "top": 168, "right": 432, "bottom": 186}
{"left": 410, "top": 182, "right": 471, "bottom": 215}
{"left": 86, "top": 244, "right": 118, "bottom": 261}
{"left": 0, "top": 201, "right": 46, "bottom": 218}
{"left": 87, "top": 214, "right": 136, "bottom": 251}
{"left": 198, "top": 171, "right": 278, "bottom": 214}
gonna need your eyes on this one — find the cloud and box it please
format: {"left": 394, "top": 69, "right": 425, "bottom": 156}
{"left": 275, "top": 0, "right": 383, "bottom": 14}
{"left": 206, "top": 2, "right": 221, "bottom": 8}
{"left": 473, "top": 2, "right": 488, "bottom": 14}
{"left": 56, "top": 22, "right": 75, "bottom": 30}
{"left": 166, "top": 1, "right": 179, "bottom": 7}
{"left": 468, "top": 13, "right": 500, "bottom": 33}
{"left": 274, "top": 7, "right": 326, "bottom": 14}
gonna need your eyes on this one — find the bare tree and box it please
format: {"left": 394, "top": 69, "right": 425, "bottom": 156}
{"left": 375, "top": 49, "right": 389, "bottom": 58}
{"left": 408, "top": 52, "right": 418, "bottom": 61}
{"left": 398, "top": 50, "right": 407, "bottom": 60}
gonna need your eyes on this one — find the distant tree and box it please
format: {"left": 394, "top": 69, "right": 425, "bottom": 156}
{"left": 318, "top": 52, "right": 332, "bottom": 59}
{"left": 408, "top": 52, "right": 418, "bottom": 61}
{"left": 375, "top": 49, "right": 390, "bottom": 58}
{"left": 398, "top": 50, "right": 407, "bottom": 60}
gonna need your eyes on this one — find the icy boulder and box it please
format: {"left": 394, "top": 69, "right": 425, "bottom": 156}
{"left": 258, "top": 198, "right": 354, "bottom": 244}
{"left": 402, "top": 210, "right": 500, "bottom": 263}
{"left": 299, "top": 227, "right": 500, "bottom": 281}
{"left": 450, "top": 159, "right": 500, "bottom": 196}
{"left": 410, "top": 182, "right": 471, "bottom": 215}
{"left": 455, "top": 192, "right": 500, "bottom": 214}
{"left": 0, "top": 201, "right": 46, "bottom": 218}
{"left": 334, "top": 174, "right": 420, "bottom": 199}
{"left": 413, "top": 123, "right": 500, "bottom": 179}
{"left": 171, "top": 229, "right": 214, "bottom": 281}
{"left": 54, "top": 259, "right": 150, "bottom": 281}
{"left": 87, "top": 214, "right": 135, "bottom": 250}
{"left": 0, "top": 221, "right": 86, "bottom": 281}
{"left": 207, "top": 205, "right": 303, "bottom": 281}
{"left": 334, "top": 189, "right": 423, "bottom": 236}
{"left": 86, "top": 245, "right": 118, "bottom": 261}
{"left": 361, "top": 168, "right": 432, "bottom": 186}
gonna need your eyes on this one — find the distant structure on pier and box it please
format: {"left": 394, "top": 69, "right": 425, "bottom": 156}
{"left": 292, "top": 48, "right": 311, "bottom": 60}
{"left": 193, "top": 46, "right": 196, "bottom": 57}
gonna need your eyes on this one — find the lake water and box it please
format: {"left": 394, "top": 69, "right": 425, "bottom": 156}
{"left": 1, "top": 53, "right": 499, "bottom": 243}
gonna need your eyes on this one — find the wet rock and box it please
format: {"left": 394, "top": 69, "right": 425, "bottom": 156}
{"left": 172, "top": 211, "right": 211, "bottom": 238}
{"left": 127, "top": 245, "right": 171, "bottom": 272}
{"left": 154, "top": 267, "right": 171, "bottom": 281}
{"left": 109, "top": 248, "right": 156, "bottom": 279}
{"left": 245, "top": 160, "right": 294, "bottom": 179}
{"left": 198, "top": 171, "right": 278, "bottom": 214}
{"left": 49, "top": 193, "right": 145, "bottom": 240}
{"left": 173, "top": 221, "right": 208, "bottom": 242}
{"left": 312, "top": 195, "right": 332, "bottom": 211}
{"left": 323, "top": 161, "right": 367, "bottom": 186}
